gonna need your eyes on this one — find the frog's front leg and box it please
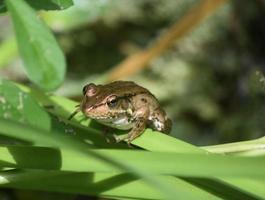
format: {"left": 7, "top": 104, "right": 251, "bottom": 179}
{"left": 125, "top": 117, "right": 147, "bottom": 144}
{"left": 123, "top": 106, "right": 149, "bottom": 144}
{"left": 114, "top": 118, "right": 147, "bottom": 144}
{"left": 102, "top": 126, "right": 116, "bottom": 143}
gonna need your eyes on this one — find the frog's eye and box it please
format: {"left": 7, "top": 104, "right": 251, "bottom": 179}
{"left": 83, "top": 83, "right": 97, "bottom": 96}
{"left": 107, "top": 95, "right": 118, "bottom": 108}
{"left": 82, "top": 86, "right": 87, "bottom": 95}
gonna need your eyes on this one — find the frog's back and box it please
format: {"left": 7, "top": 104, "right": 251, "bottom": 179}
{"left": 103, "top": 81, "right": 152, "bottom": 98}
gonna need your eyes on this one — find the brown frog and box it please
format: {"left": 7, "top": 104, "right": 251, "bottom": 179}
{"left": 70, "top": 81, "right": 171, "bottom": 143}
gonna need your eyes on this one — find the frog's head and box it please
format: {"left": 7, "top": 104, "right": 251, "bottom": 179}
{"left": 80, "top": 83, "right": 129, "bottom": 120}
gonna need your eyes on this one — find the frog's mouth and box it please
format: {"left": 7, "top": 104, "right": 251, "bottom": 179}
{"left": 82, "top": 102, "right": 109, "bottom": 116}
{"left": 83, "top": 109, "right": 111, "bottom": 120}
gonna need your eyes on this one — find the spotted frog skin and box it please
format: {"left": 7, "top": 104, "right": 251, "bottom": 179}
{"left": 79, "top": 81, "right": 171, "bottom": 143}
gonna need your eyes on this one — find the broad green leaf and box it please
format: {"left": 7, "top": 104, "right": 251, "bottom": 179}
{"left": 0, "top": 79, "right": 51, "bottom": 131}
{"left": 0, "top": 144, "right": 264, "bottom": 199}
{"left": 182, "top": 177, "right": 262, "bottom": 200}
{"left": 7, "top": 83, "right": 265, "bottom": 199}
{"left": 0, "top": 170, "right": 222, "bottom": 200}
{"left": 0, "top": 0, "right": 73, "bottom": 13}
{"left": 203, "top": 138, "right": 265, "bottom": 156}
{"left": 16, "top": 83, "right": 265, "bottom": 199}
{"left": 6, "top": 0, "right": 66, "bottom": 91}
{"left": 1, "top": 145, "right": 265, "bottom": 178}
{"left": 0, "top": 119, "right": 179, "bottom": 200}
{"left": 221, "top": 178, "right": 265, "bottom": 199}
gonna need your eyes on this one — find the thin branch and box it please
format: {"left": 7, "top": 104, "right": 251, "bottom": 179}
{"left": 202, "top": 137, "right": 265, "bottom": 155}
{"left": 107, "top": 0, "right": 228, "bottom": 82}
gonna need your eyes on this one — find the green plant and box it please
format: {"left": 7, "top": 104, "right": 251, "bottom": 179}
{"left": 0, "top": 0, "right": 265, "bottom": 200}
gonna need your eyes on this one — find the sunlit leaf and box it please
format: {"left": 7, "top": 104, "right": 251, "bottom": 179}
{"left": 0, "top": 0, "right": 73, "bottom": 13}
{"left": 1, "top": 145, "right": 265, "bottom": 178}
{"left": 0, "top": 170, "right": 223, "bottom": 200}
{"left": 0, "top": 79, "right": 51, "bottom": 130}
{"left": 6, "top": 0, "right": 66, "bottom": 90}
{"left": 0, "top": 119, "right": 179, "bottom": 200}
{"left": 1, "top": 82, "right": 264, "bottom": 200}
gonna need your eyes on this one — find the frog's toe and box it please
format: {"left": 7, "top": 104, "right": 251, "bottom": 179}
{"left": 104, "top": 136, "right": 112, "bottom": 143}
{"left": 113, "top": 135, "right": 122, "bottom": 143}
{"left": 113, "top": 134, "right": 128, "bottom": 143}
{"left": 124, "top": 138, "right": 134, "bottom": 147}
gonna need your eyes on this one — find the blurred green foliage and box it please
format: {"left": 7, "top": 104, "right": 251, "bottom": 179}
{"left": 46, "top": 0, "right": 264, "bottom": 145}
{"left": 0, "top": 0, "right": 73, "bottom": 13}
{"left": 0, "top": 0, "right": 264, "bottom": 143}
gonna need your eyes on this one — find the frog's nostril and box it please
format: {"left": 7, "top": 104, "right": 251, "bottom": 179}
{"left": 87, "top": 89, "right": 97, "bottom": 97}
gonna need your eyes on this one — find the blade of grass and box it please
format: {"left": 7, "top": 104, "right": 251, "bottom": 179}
{"left": 202, "top": 138, "right": 265, "bottom": 156}
{"left": 15, "top": 83, "right": 265, "bottom": 199}
{"left": 0, "top": 119, "right": 181, "bottom": 200}
{"left": 182, "top": 177, "right": 262, "bottom": 200}
{"left": 0, "top": 81, "right": 228, "bottom": 199}
{"left": 1, "top": 145, "right": 265, "bottom": 178}
{"left": 0, "top": 144, "right": 263, "bottom": 199}
{"left": 0, "top": 170, "right": 222, "bottom": 200}
{"left": 221, "top": 178, "right": 265, "bottom": 198}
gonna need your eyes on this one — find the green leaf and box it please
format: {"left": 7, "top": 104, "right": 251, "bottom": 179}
{"left": 7, "top": 83, "right": 265, "bottom": 199}
{"left": 0, "top": 170, "right": 224, "bottom": 200}
{"left": 182, "top": 178, "right": 262, "bottom": 200}
{"left": 0, "top": 79, "right": 51, "bottom": 131}
{"left": 6, "top": 0, "right": 66, "bottom": 91}
{"left": 1, "top": 0, "right": 73, "bottom": 13}
{"left": 202, "top": 138, "right": 265, "bottom": 156}
{"left": 221, "top": 178, "right": 265, "bottom": 199}
{"left": 0, "top": 119, "right": 179, "bottom": 200}
{"left": 1, "top": 145, "right": 265, "bottom": 178}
